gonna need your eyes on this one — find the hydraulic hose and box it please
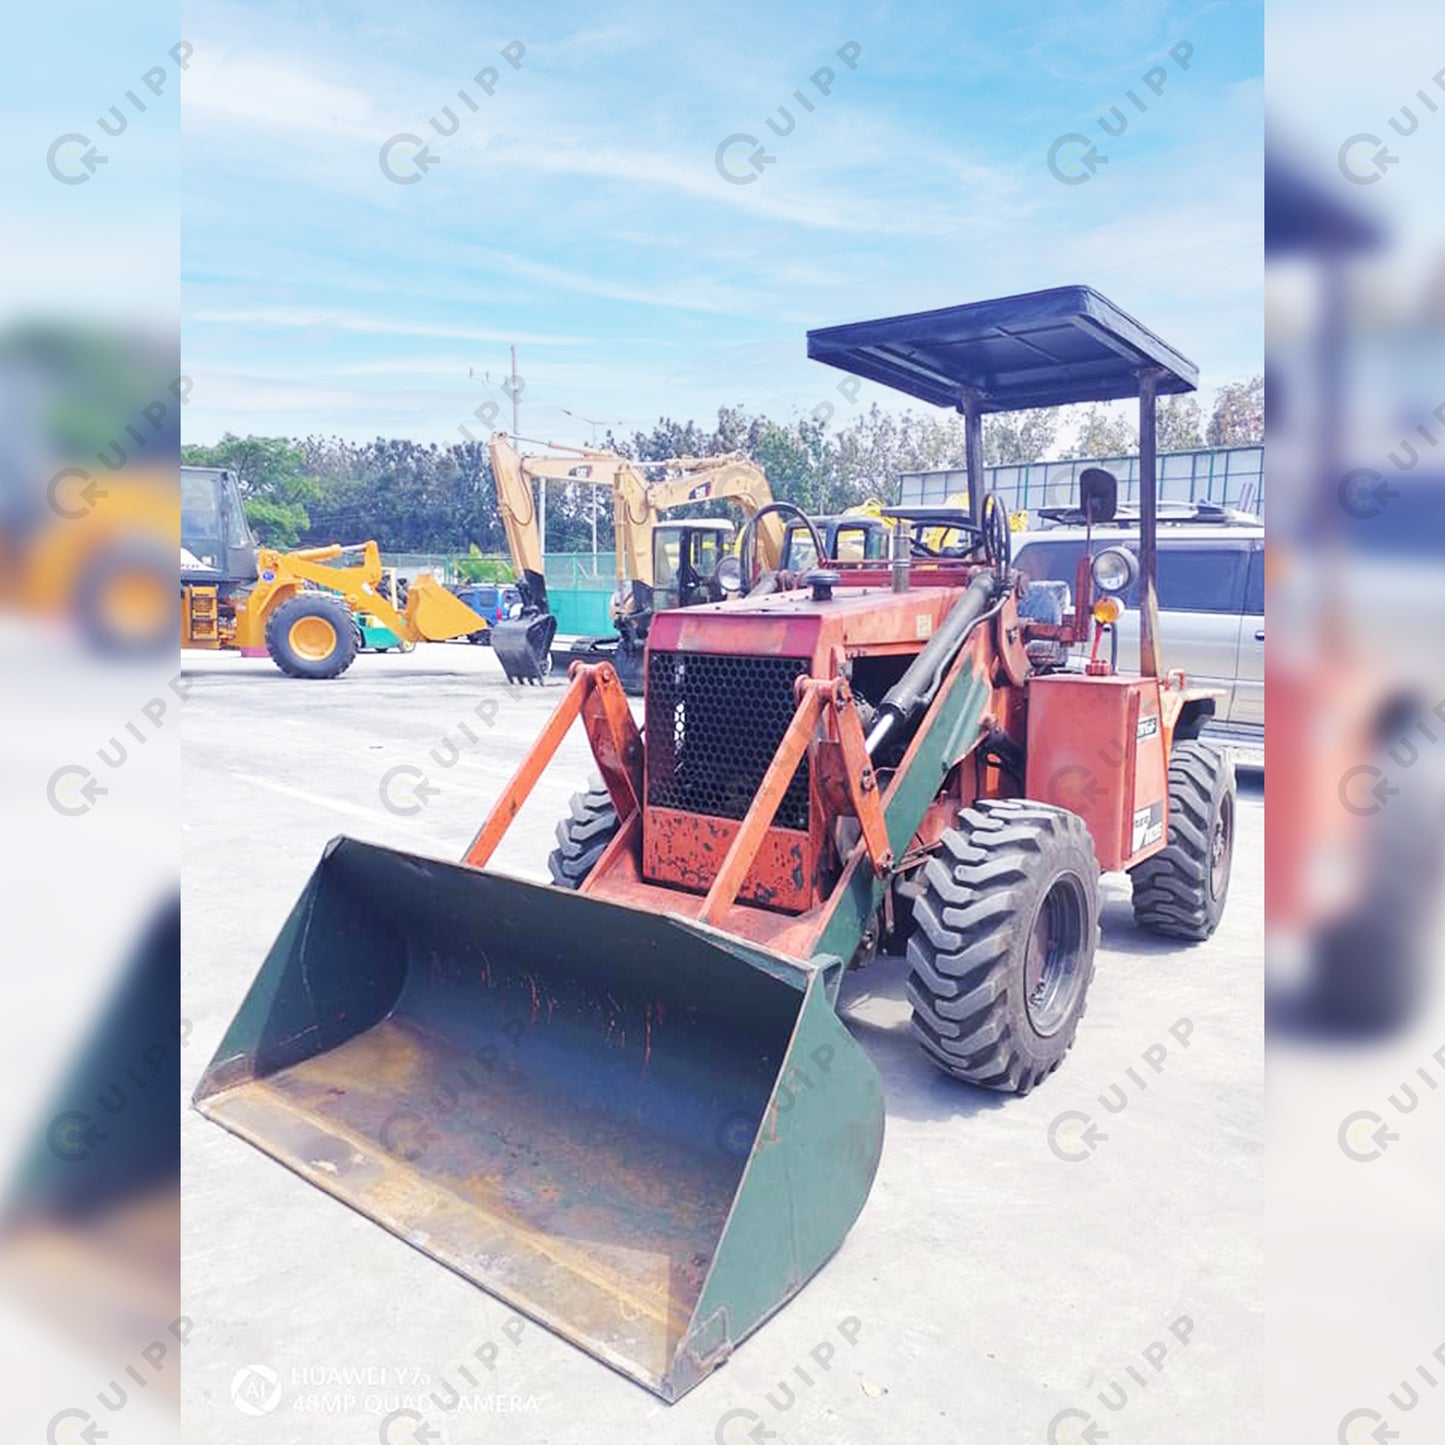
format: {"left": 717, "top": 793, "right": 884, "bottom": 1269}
{"left": 865, "top": 571, "right": 1004, "bottom": 756}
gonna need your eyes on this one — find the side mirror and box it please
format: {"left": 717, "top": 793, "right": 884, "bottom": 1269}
{"left": 1079, "top": 467, "right": 1118, "bottom": 524}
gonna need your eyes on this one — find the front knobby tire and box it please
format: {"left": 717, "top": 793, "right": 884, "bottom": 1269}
{"left": 907, "top": 798, "right": 1101, "bottom": 1094}
{"left": 265, "top": 594, "right": 358, "bottom": 679}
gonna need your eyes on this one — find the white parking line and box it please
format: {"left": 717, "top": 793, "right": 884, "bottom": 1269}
{"left": 227, "top": 770, "right": 386, "bottom": 825}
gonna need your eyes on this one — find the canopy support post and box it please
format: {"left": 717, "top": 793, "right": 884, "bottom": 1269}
{"left": 959, "top": 390, "right": 985, "bottom": 528}
{"left": 1137, "top": 368, "right": 1164, "bottom": 679}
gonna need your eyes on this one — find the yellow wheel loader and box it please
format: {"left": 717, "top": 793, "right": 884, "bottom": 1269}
{"left": 180, "top": 465, "right": 552, "bottom": 681}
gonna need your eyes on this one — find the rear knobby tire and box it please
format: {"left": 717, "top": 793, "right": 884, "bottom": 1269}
{"left": 265, "top": 593, "right": 358, "bottom": 679}
{"left": 1130, "top": 740, "right": 1235, "bottom": 940}
{"left": 907, "top": 798, "right": 1101, "bottom": 1094}
{"left": 548, "top": 786, "right": 620, "bottom": 888}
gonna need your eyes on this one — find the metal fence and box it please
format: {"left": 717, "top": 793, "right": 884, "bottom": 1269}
{"left": 377, "top": 551, "right": 620, "bottom": 587}
{"left": 543, "top": 552, "right": 616, "bottom": 635}
{"left": 543, "top": 551, "right": 617, "bottom": 588}
{"left": 379, "top": 552, "right": 459, "bottom": 584}
{"left": 898, "top": 444, "right": 1264, "bottom": 515}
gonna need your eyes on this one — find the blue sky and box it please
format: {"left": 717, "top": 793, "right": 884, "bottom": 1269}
{"left": 181, "top": 0, "right": 1263, "bottom": 450}
{"left": 4, "top": 9, "right": 180, "bottom": 328}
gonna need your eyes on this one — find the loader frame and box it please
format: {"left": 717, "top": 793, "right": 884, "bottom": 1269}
{"left": 465, "top": 574, "right": 1201, "bottom": 971}
{"left": 469, "top": 286, "right": 1216, "bottom": 959}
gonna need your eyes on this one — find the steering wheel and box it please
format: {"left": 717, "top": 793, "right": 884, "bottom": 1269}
{"left": 981, "top": 491, "right": 1011, "bottom": 577}
{"left": 905, "top": 510, "right": 983, "bottom": 559}
{"left": 738, "top": 502, "right": 828, "bottom": 590}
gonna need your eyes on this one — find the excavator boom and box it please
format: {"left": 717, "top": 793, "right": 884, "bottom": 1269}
{"left": 486, "top": 435, "right": 783, "bottom": 691}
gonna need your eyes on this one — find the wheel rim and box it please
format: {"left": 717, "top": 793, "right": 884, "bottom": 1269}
{"left": 1209, "top": 791, "right": 1234, "bottom": 900}
{"left": 288, "top": 615, "right": 338, "bottom": 661}
{"left": 103, "top": 570, "right": 171, "bottom": 643}
{"left": 1024, "top": 872, "right": 1090, "bottom": 1036}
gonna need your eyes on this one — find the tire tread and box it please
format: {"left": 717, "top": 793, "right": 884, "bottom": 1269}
{"left": 906, "top": 798, "right": 1100, "bottom": 1095}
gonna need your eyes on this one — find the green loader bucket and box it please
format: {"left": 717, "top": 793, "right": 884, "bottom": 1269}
{"left": 193, "top": 839, "right": 883, "bottom": 1401}
{"left": 491, "top": 612, "right": 557, "bottom": 684}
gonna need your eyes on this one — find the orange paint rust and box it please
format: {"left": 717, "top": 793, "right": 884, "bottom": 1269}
{"left": 644, "top": 808, "right": 812, "bottom": 913}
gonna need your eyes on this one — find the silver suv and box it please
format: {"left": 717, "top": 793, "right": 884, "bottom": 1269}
{"left": 1013, "top": 504, "right": 1264, "bottom": 747}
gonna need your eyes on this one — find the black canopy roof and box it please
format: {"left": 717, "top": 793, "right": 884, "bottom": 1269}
{"left": 806, "top": 285, "right": 1198, "bottom": 412}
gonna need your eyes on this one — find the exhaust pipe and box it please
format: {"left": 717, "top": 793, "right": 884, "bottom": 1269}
{"left": 890, "top": 518, "right": 911, "bottom": 594}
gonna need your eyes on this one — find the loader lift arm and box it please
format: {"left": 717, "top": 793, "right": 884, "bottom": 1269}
{"left": 249, "top": 541, "right": 485, "bottom": 650}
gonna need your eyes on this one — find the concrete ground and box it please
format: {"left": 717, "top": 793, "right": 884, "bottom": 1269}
{"left": 181, "top": 643, "right": 1263, "bottom": 1445}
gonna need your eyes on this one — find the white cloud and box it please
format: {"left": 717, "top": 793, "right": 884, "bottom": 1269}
{"left": 188, "top": 306, "right": 590, "bottom": 345}
{"left": 185, "top": 50, "right": 377, "bottom": 136}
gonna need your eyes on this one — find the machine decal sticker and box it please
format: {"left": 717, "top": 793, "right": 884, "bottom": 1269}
{"left": 1132, "top": 800, "right": 1164, "bottom": 851}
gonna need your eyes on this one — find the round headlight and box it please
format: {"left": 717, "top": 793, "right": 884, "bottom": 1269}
{"left": 716, "top": 554, "right": 744, "bottom": 594}
{"left": 1090, "top": 546, "right": 1138, "bottom": 596}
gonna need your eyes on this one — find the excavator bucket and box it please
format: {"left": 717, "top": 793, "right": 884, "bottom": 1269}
{"left": 490, "top": 611, "right": 557, "bottom": 684}
{"left": 193, "top": 838, "right": 882, "bottom": 1401}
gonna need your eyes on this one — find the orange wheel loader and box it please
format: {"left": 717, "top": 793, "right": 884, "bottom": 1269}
{"left": 194, "top": 287, "right": 1235, "bottom": 1402}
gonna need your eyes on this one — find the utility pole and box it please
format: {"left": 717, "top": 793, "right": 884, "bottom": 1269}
{"left": 560, "top": 407, "right": 621, "bottom": 563}
{"left": 510, "top": 344, "right": 519, "bottom": 440}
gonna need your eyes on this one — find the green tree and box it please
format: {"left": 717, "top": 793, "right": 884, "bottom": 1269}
{"left": 181, "top": 434, "right": 318, "bottom": 548}
{"left": 453, "top": 543, "right": 514, "bottom": 582}
{"left": 1156, "top": 395, "right": 1204, "bottom": 452}
{"left": 1067, "top": 405, "right": 1137, "bottom": 460}
{"left": 1207, "top": 376, "right": 1264, "bottom": 446}
{"left": 985, "top": 407, "right": 1059, "bottom": 464}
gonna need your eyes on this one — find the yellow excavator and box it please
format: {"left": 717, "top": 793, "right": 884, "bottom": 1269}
{"left": 488, "top": 434, "right": 785, "bottom": 692}
{"left": 180, "top": 465, "right": 553, "bottom": 681}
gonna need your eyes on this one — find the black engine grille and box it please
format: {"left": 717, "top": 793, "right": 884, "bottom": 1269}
{"left": 646, "top": 650, "right": 812, "bottom": 831}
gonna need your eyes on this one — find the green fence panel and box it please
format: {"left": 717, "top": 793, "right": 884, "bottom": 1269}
{"left": 543, "top": 552, "right": 617, "bottom": 588}
{"left": 548, "top": 589, "right": 615, "bottom": 637}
